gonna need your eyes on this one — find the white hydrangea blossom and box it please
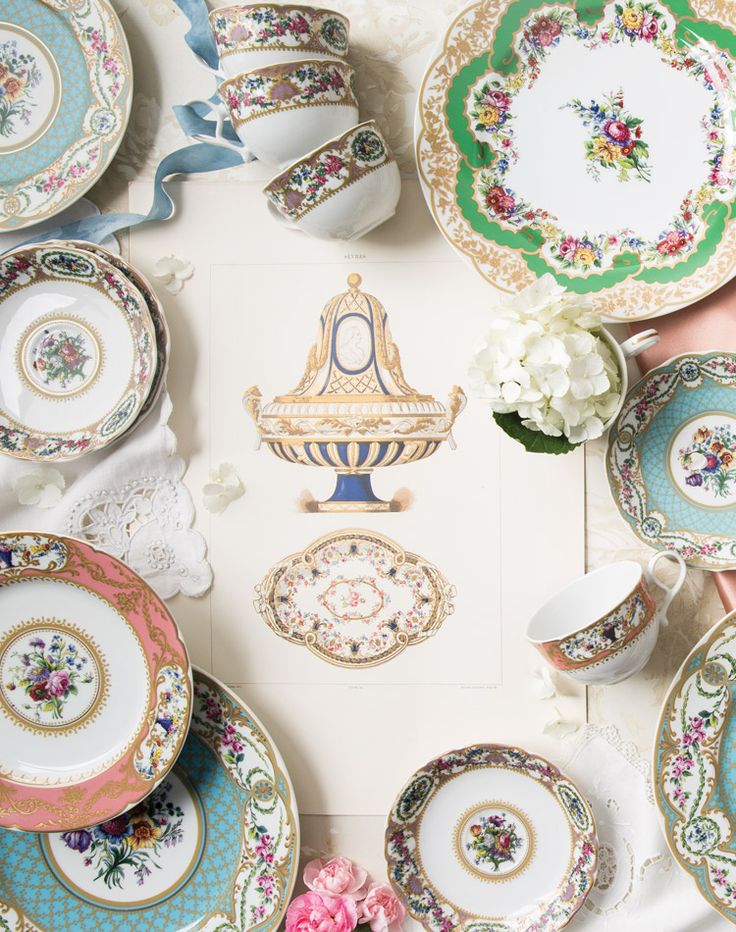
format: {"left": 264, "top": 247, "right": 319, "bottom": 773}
{"left": 469, "top": 275, "right": 621, "bottom": 445}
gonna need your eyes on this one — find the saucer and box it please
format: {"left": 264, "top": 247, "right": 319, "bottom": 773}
{"left": 0, "top": 668, "right": 299, "bottom": 928}
{"left": 607, "top": 352, "right": 736, "bottom": 569}
{"left": 0, "top": 244, "right": 157, "bottom": 462}
{"left": 256, "top": 529, "right": 455, "bottom": 667}
{"left": 0, "top": 532, "right": 191, "bottom": 833}
{"left": 386, "top": 744, "right": 597, "bottom": 931}
{"left": 0, "top": 0, "right": 132, "bottom": 230}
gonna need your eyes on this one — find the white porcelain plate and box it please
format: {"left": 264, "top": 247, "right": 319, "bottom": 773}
{"left": 0, "top": 244, "right": 157, "bottom": 461}
{"left": 386, "top": 744, "right": 598, "bottom": 931}
{"left": 0, "top": 532, "right": 191, "bottom": 833}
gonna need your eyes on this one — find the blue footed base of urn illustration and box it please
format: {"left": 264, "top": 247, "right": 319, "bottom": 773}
{"left": 316, "top": 471, "right": 392, "bottom": 512}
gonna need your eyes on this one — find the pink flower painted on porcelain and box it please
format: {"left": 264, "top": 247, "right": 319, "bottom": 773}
{"left": 285, "top": 891, "right": 358, "bottom": 932}
{"left": 304, "top": 857, "right": 368, "bottom": 901}
{"left": 360, "top": 884, "right": 405, "bottom": 932}
{"left": 46, "top": 668, "right": 70, "bottom": 697}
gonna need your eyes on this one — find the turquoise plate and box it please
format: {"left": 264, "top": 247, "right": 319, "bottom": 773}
{"left": 607, "top": 352, "right": 736, "bottom": 570}
{"left": 655, "top": 609, "right": 736, "bottom": 924}
{"left": 0, "top": 669, "right": 299, "bottom": 931}
{"left": 0, "top": 0, "right": 132, "bottom": 231}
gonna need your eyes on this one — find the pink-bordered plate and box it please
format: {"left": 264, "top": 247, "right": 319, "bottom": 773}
{"left": 0, "top": 531, "right": 192, "bottom": 833}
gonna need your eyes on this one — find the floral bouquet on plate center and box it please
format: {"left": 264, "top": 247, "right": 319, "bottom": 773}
{"left": 469, "top": 274, "right": 622, "bottom": 453}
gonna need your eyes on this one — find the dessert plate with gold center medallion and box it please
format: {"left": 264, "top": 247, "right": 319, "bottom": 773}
{"left": 416, "top": 0, "right": 736, "bottom": 320}
{"left": 0, "top": 243, "right": 157, "bottom": 462}
{"left": 0, "top": 669, "right": 299, "bottom": 931}
{"left": 0, "top": 531, "right": 191, "bottom": 834}
{"left": 385, "top": 744, "right": 598, "bottom": 931}
{"left": 0, "top": 0, "right": 132, "bottom": 231}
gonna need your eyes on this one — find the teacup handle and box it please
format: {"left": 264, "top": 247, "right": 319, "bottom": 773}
{"left": 645, "top": 550, "right": 687, "bottom": 628}
{"left": 185, "top": 97, "right": 252, "bottom": 159}
{"left": 619, "top": 328, "right": 659, "bottom": 359}
{"left": 193, "top": 52, "right": 225, "bottom": 82}
{"left": 266, "top": 200, "right": 301, "bottom": 232}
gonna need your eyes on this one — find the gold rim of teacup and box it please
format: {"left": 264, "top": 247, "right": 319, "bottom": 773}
{"left": 208, "top": 3, "right": 349, "bottom": 25}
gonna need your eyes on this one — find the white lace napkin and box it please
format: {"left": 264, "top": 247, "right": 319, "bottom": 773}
{"left": 565, "top": 725, "right": 722, "bottom": 931}
{"left": 0, "top": 392, "right": 212, "bottom": 599}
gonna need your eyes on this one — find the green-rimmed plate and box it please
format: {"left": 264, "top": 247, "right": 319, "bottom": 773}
{"left": 0, "top": 668, "right": 299, "bottom": 931}
{"left": 416, "top": 0, "right": 736, "bottom": 321}
{"left": 0, "top": 0, "right": 132, "bottom": 231}
{"left": 607, "top": 351, "right": 736, "bottom": 569}
{"left": 655, "top": 609, "right": 736, "bottom": 925}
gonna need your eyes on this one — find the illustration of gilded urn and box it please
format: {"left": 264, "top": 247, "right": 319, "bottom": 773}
{"left": 244, "top": 273, "right": 466, "bottom": 511}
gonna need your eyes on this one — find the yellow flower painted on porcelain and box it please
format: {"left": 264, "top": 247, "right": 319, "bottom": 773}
{"left": 659, "top": 36, "right": 676, "bottom": 57}
{"left": 540, "top": 222, "right": 562, "bottom": 239}
{"left": 129, "top": 817, "right": 162, "bottom": 850}
{"left": 478, "top": 104, "right": 501, "bottom": 127}
{"left": 621, "top": 7, "right": 644, "bottom": 30}
{"left": 695, "top": 184, "right": 710, "bottom": 205}
{"left": 1, "top": 75, "right": 26, "bottom": 102}
{"left": 573, "top": 247, "right": 597, "bottom": 266}
{"left": 506, "top": 72, "right": 525, "bottom": 93}
{"left": 593, "top": 136, "right": 620, "bottom": 163}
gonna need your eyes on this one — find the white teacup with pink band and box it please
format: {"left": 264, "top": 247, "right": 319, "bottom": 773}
{"left": 526, "top": 552, "right": 686, "bottom": 685}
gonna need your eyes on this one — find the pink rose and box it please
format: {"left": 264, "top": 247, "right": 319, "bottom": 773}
{"left": 360, "top": 884, "right": 405, "bottom": 932}
{"left": 304, "top": 857, "right": 368, "bottom": 901}
{"left": 603, "top": 119, "right": 630, "bottom": 143}
{"left": 485, "top": 90, "right": 511, "bottom": 111}
{"left": 285, "top": 892, "right": 358, "bottom": 932}
{"left": 559, "top": 235, "right": 578, "bottom": 257}
{"left": 640, "top": 11, "right": 658, "bottom": 39}
{"left": 46, "top": 669, "right": 70, "bottom": 697}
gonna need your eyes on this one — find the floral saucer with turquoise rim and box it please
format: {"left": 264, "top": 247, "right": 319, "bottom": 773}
{"left": 0, "top": 243, "right": 157, "bottom": 462}
{"left": 607, "top": 351, "right": 736, "bottom": 570}
{"left": 416, "top": 0, "right": 736, "bottom": 321}
{"left": 0, "top": 0, "right": 132, "bottom": 231}
{"left": 0, "top": 668, "right": 299, "bottom": 931}
{"left": 654, "top": 609, "right": 736, "bottom": 924}
{"left": 385, "top": 744, "right": 598, "bottom": 931}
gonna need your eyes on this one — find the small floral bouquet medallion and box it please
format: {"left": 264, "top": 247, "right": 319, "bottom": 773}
{"left": 678, "top": 424, "right": 736, "bottom": 499}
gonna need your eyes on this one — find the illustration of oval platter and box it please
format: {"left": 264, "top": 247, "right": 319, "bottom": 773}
{"left": 607, "top": 351, "right": 736, "bottom": 570}
{"left": 0, "top": 532, "right": 191, "bottom": 833}
{"left": 255, "top": 529, "right": 455, "bottom": 667}
{"left": 0, "top": 0, "right": 132, "bottom": 231}
{"left": 385, "top": 744, "right": 598, "bottom": 931}
{"left": 0, "top": 243, "right": 158, "bottom": 462}
{"left": 655, "top": 609, "right": 736, "bottom": 924}
{"left": 0, "top": 668, "right": 299, "bottom": 931}
{"left": 244, "top": 273, "right": 466, "bottom": 511}
{"left": 416, "top": 0, "right": 736, "bottom": 321}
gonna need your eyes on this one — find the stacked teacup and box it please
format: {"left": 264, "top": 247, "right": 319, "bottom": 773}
{"left": 195, "top": 4, "right": 401, "bottom": 240}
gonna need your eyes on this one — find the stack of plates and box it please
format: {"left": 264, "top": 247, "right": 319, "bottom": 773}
{"left": 0, "top": 531, "right": 300, "bottom": 930}
{"left": 0, "top": 240, "right": 168, "bottom": 462}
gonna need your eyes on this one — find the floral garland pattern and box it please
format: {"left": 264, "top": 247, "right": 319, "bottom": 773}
{"left": 0, "top": 0, "right": 132, "bottom": 229}
{"left": 220, "top": 61, "right": 356, "bottom": 126}
{"left": 539, "top": 588, "right": 655, "bottom": 670}
{"left": 265, "top": 124, "right": 393, "bottom": 221}
{"left": 607, "top": 353, "right": 736, "bottom": 568}
{"left": 191, "top": 674, "right": 298, "bottom": 930}
{"left": 0, "top": 37, "right": 43, "bottom": 140}
{"left": 655, "top": 612, "right": 736, "bottom": 921}
{"left": 463, "top": 1, "right": 736, "bottom": 274}
{"left": 256, "top": 531, "right": 454, "bottom": 667}
{"left": 678, "top": 424, "right": 736, "bottom": 499}
{"left": 385, "top": 745, "right": 597, "bottom": 931}
{"left": 211, "top": 6, "right": 348, "bottom": 58}
{"left": 134, "top": 665, "right": 190, "bottom": 781}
